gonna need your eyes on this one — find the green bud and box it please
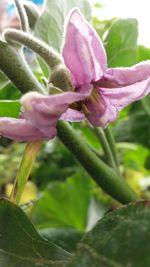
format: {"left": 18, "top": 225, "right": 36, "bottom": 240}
{"left": 49, "top": 64, "right": 74, "bottom": 91}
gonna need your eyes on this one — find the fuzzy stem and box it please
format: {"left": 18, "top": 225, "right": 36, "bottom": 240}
{"left": 57, "top": 121, "right": 139, "bottom": 204}
{"left": 10, "top": 141, "right": 41, "bottom": 204}
{"left": 3, "top": 29, "right": 73, "bottom": 91}
{"left": 93, "top": 127, "right": 117, "bottom": 170}
{"left": 104, "top": 126, "right": 120, "bottom": 168}
{"left": 14, "top": 0, "right": 29, "bottom": 32}
{"left": 0, "top": 39, "right": 45, "bottom": 94}
{"left": 3, "top": 29, "right": 62, "bottom": 69}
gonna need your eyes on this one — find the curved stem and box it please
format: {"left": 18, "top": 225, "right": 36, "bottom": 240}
{"left": 3, "top": 29, "right": 62, "bottom": 69}
{"left": 0, "top": 39, "right": 45, "bottom": 94}
{"left": 14, "top": 0, "right": 29, "bottom": 32}
{"left": 3, "top": 29, "right": 74, "bottom": 91}
{"left": 104, "top": 126, "right": 119, "bottom": 168}
{"left": 57, "top": 121, "right": 139, "bottom": 204}
{"left": 93, "top": 127, "right": 117, "bottom": 170}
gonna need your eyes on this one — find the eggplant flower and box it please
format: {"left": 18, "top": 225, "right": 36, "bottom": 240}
{"left": 1, "top": 8, "right": 150, "bottom": 142}
{"left": 62, "top": 8, "right": 150, "bottom": 127}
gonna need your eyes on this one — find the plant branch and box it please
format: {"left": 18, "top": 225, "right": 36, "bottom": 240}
{"left": 0, "top": 39, "right": 45, "bottom": 94}
{"left": 104, "top": 126, "right": 120, "bottom": 168}
{"left": 4, "top": 28, "right": 62, "bottom": 69}
{"left": 57, "top": 121, "right": 139, "bottom": 204}
{"left": 14, "top": 0, "right": 29, "bottom": 32}
{"left": 92, "top": 126, "right": 117, "bottom": 170}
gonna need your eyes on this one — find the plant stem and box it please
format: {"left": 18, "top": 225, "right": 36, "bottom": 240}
{"left": 57, "top": 121, "right": 139, "bottom": 204}
{"left": 10, "top": 141, "right": 41, "bottom": 204}
{"left": 0, "top": 39, "right": 45, "bottom": 94}
{"left": 3, "top": 29, "right": 74, "bottom": 91}
{"left": 92, "top": 127, "right": 117, "bottom": 170}
{"left": 14, "top": 0, "right": 29, "bottom": 32}
{"left": 4, "top": 29, "right": 62, "bottom": 69}
{"left": 104, "top": 126, "right": 119, "bottom": 168}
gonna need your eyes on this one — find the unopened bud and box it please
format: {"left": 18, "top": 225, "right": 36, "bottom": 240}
{"left": 49, "top": 64, "right": 74, "bottom": 91}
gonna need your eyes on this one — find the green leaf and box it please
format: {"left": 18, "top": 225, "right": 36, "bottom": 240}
{"left": 39, "top": 228, "right": 83, "bottom": 253}
{"left": 0, "top": 100, "right": 20, "bottom": 118}
{"left": 94, "top": 3, "right": 104, "bottom": 9}
{"left": 137, "top": 45, "right": 150, "bottom": 62}
{"left": 0, "top": 81, "right": 21, "bottom": 100}
{"left": 142, "top": 94, "right": 150, "bottom": 117}
{"left": 31, "top": 172, "right": 92, "bottom": 231}
{"left": 35, "top": 0, "right": 91, "bottom": 51}
{"left": 0, "top": 198, "right": 69, "bottom": 267}
{"left": 114, "top": 102, "right": 150, "bottom": 148}
{"left": 92, "top": 17, "right": 116, "bottom": 39}
{"left": 11, "top": 142, "right": 41, "bottom": 204}
{"left": 105, "top": 18, "right": 138, "bottom": 67}
{"left": 66, "top": 201, "right": 150, "bottom": 267}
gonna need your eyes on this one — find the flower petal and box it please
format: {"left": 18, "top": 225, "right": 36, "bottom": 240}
{"left": 0, "top": 118, "right": 56, "bottom": 141}
{"left": 96, "top": 76, "right": 150, "bottom": 127}
{"left": 62, "top": 8, "right": 107, "bottom": 87}
{"left": 21, "top": 91, "right": 89, "bottom": 128}
{"left": 83, "top": 90, "right": 106, "bottom": 126}
{"left": 105, "top": 60, "right": 150, "bottom": 86}
{"left": 101, "top": 77, "right": 150, "bottom": 110}
{"left": 60, "top": 108, "right": 85, "bottom": 122}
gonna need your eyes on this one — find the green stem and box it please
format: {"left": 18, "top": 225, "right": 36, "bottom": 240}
{"left": 14, "top": 0, "right": 29, "bottom": 32}
{"left": 104, "top": 126, "right": 120, "bottom": 168}
{"left": 3, "top": 29, "right": 74, "bottom": 91}
{"left": 92, "top": 127, "right": 117, "bottom": 170}
{"left": 11, "top": 141, "right": 41, "bottom": 204}
{"left": 4, "top": 29, "right": 62, "bottom": 69}
{"left": 0, "top": 39, "right": 45, "bottom": 94}
{"left": 57, "top": 121, "right": 139, "bottom": 204}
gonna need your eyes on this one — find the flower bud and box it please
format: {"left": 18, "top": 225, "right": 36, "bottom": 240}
{"left": 49, "top": 64, "right": 74, "bottom": 91}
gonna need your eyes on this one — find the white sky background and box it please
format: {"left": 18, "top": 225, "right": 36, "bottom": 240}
{"left": 90, "top": 0, "right": 150, "bottom": 47}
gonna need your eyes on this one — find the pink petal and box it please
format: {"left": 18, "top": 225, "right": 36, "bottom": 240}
{"left": 97, "top": 76, "right": 150, "bottom": 127}
{"left": 21, "top": 91, "right": 88, "bottom": 128}
{"left": 0, "top": 118, "right": 56, "bottom": 141}
{"left": 101, "top": 77, "right": 150, "bottom": 110}
{"left": 60, "top": 108, "right": 85, "bottom": 122}
{"left": 62, "top": 8, "right": 107, "bottom": 87}
{"left": 105, "top": 60, "right": 150, "bottom": 86}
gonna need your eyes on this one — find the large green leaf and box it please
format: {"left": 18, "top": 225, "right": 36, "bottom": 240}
{"left": 114, "top": 102, "right": 150, "bottom": 148}
{"left": 31, "top": 172, "right": 93, "bottom": 231}
{"left": 105, "top": 18, "right": 138, "bottom": 67}
{"left": 66, "top": 201, "right": 150, "bottom": 267}
{"left": 35, "top": 0, "right": 91, "bottom": 51}
{"left": 0, "top": 81, "right": 21, "bottom": 100}
{"left": 0, "top": 198, "right": 69, "bottom": 267}
{"left": 0, "top": 100, "right": 20, "bottom": 118}
{"left": 39, "top": 228, "right": 83, "bottom": 253}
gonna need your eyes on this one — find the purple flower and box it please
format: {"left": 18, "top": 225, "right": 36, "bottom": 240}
{"left": 62, "top": 8, "right": 150, "bottom": 127}
{"left": 1, "top": 8, "right": 150, "bottom": 142}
